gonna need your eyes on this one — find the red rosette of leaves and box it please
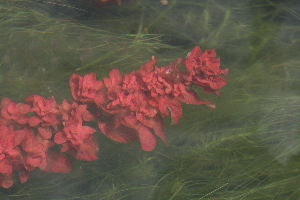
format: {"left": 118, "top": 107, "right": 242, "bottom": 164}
{"left": 54, "top": 100, "right": 99, "bottom": 161}
{"left": 70, "top": 46, "right": 228, "bottom": 152}
{"left": 181, "top": 46, "right": 228, "bottom": 95}
{"left": 0, "top": 96, "right": 91, "bottom": 188}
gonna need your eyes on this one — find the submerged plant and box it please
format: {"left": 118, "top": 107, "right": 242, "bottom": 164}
{"left": 1, "top": 0, "right": 300, "bottom": 199}
{"left": 0, "top": 46, "right": 228, "bottom": 188}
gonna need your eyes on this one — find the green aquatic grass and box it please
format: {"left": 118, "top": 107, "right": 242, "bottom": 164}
{"left": 0, "top": 0, "right": 175, "bottom": 102}
{"left": 152, "top": 115, "right": 300, "bottom": 199}
{"left": 1, "top": 0, "right": 300, "bottom": 200}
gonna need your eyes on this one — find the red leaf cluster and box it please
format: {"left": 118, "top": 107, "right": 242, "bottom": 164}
{"left": 70, "top": 46, "right": 228, "bottom": 152}
{"left": 180, "top": 47, "right": 228, "bottom": 94}
{"left": 0, "top": 97, "right": 94, "bottom": 188}
{"left": 0, "top": 46, "right": 227, "bottom": 188}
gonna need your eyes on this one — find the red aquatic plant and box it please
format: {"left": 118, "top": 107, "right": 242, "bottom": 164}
{"left": 181, "top": 46, "right": 228, "bottom": 94}
{"left": 0, "top": 46, "right": 227, "bottom": 188}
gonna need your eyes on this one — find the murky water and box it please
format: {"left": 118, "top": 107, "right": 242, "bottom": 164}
{"left": 1, "top": 0, "right": 300, "bottom": 199}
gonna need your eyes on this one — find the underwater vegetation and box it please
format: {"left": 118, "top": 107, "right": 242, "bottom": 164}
{"left": 0, "top": 0, "right": 300, "bottom": 199}
{"left": 0, "top": 45, "right": 227, "bottom": 188}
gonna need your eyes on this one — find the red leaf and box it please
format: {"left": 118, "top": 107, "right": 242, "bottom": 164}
{"left": 178, "top": 90, "right": 210, "bottom": 105}
{"left": 120, "top": 113, "right": 157, "bottom": 151}
{"left": 82, "top": 73, "right": 103, "bottom": 90}
{"left": 69, "top": 139, "right": 99, "bottom": 161}
{"left": 126, "top": 122, "right": 156, "bottom": 151}
{"left": 158, "top": 96, "right": 182, "bottom": 125}
{"left": 13, "top": 129, "right": 26, "bottom": 146}
{"left": 94, "top": 91, "right": 108, "bottom": 106}
{"left": 40, "top": 151, "right": 72, "bottom": 173}
{"left": 98, "top": 119, "right": 138, "bottom": 143}
{"left": 19, "top": 170, "right": 29, "bottom": 183}
{"left": 25, "top": 154, "right": 42, "bottom": 168}
{"left": 69, "top": 74, "right": 81, "bottom": 100}
{"left": 104, "top": 69, "right": 123, "bottom": 88}
{"left": 54, "top": 132, "right": 68, "bottom": 144}
{"left": 138, "top": 59, "right": 156, "bottom": 76}
{"left": 209, "top": 77, "right": 227, "bottom": 89}
{"left": 0, "top": 159, "right": 12, "bottom": 175}
{"left": 28, "top": 116, "right": 41, "bottom": 127}
{"left": 38, "top": 127, "right": 53, "bottom": 139}
{"left": 137, "top": 114, "right": 166, "bottom": 145}
{"left": 0, "top": 176, "right": 14, "bottom": 188}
